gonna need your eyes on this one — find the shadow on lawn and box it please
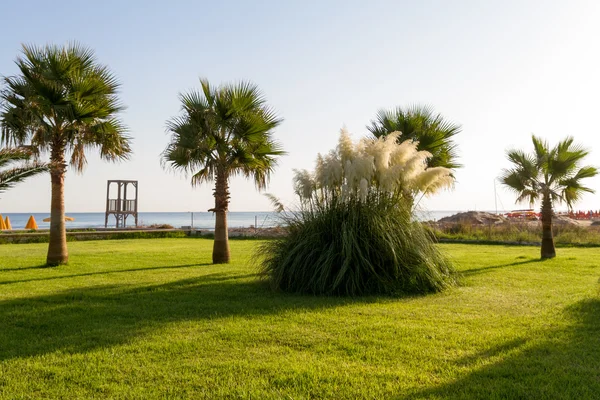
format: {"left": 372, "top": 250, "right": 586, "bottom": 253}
{"left": 462, "top": 259, "right": 543, "bottom": 276}
{"left": 0, "top": 263, "right": 212, "bottom": 286}
{"left": 399, "top": 298, "right": 600, "bottom": 399}
{"left": 0, "top": 264, "right": 52, "bottom": 272}
{"left": 0, "top": 270, "right": 368, "bottom": 361}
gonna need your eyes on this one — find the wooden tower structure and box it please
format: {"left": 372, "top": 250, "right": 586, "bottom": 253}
{"left": 105, "top": 180, "right": 139, "bottom": 228}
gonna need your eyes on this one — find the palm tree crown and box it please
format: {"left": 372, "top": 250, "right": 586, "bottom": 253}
{"left": 163, "top": 79, "right": 284, "bottom": 188}
{"left": 0, "top": 147, "right": 47, "bottom": 195}
{"left": 501, "top": 135, "right": 597, "bottom": 259}
{"left": 1, "top": 43, "right": 131, "bottom": 167}
{"left": 1, "top": 43, "right": 131, "bottom": 265}
{"left": 501, "top": 135, "right": 597, "bottom": 209}
{"left": 162, "top": 78, "right": 284, "bottom": 263}
{"left": 368, "top": 105, "right": 461, "bottom": 170}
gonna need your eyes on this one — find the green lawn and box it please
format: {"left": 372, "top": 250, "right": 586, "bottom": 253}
{"left": 0, "top": 239, "right": 599, "bottom": 399}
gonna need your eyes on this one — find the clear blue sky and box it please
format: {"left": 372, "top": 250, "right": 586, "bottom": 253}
{"left": 1, "top": 0, "right": 599, "bottom": 213}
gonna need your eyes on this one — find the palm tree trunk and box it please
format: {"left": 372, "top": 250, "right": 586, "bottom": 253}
{"left": 46, "top": 149, "right": 68, "bottom": 266}
{"left": 540, "top": 193, "right": 556, "bottom": 259}
{"left": 212, "top": 168, "right": 230, "bottom": 264}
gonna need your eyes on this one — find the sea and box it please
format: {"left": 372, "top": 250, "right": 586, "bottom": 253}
{"left": 0, "top": 210, "right": 465, "bottom": 230}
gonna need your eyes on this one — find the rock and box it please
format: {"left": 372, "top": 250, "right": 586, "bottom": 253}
{"left": 438, "top": 211, "right": 506, "bottom": 225}
{"left": 552, "top": 215, "right": 581, "bottom": 226}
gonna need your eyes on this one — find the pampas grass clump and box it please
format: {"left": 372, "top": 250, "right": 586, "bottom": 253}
{"left": 260, "top": 195, "right": 456, "bottom": 296}
{"left": 260, "top": 129, "right": 457, "bottom": 296}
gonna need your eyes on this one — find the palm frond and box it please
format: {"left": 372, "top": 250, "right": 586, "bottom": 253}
{"left": 264, "top": 193, "right": 285, "bottom": 213}
{"left": 0, "top": 147, "right": 31, "bottom": 168}
{"left": 0, "top": 148, "right": 47, "bottom": 194}
{"left": 367, "top": 104, "right": 461, "bottom": 169}
{"left": 572, "top": 165, "right": 599, "bottom": 180}
{"left": 531, "top": 135, "right": 549, "bottom": 162}
{"left": 501, "top": 134, "right": 596, "bottom": 210}
{"left": 547, "top": 138, "right": 591, "bottom": 182}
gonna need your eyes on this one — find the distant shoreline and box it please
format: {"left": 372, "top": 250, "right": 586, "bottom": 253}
{"left": 1, "top": 210, "right": 594, "bottom": 230}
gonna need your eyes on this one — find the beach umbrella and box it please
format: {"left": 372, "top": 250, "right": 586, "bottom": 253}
{"left": 4, "top": 216, "right": 12, "bottom": 230}
{"left": 0, "top": 214, "right": 5, "bottom": 230}
{"left": 42, "top": 216, "right": 75, "bottom": 222}
{"left": 25, "top": 215, "right": 38, "bottom": 230}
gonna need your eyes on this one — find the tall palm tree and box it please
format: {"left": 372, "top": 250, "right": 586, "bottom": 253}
{"left": 1, "top": 43, "right": 131, "bottom": 265}
{"left": 162, "top": 78, "right": 284, "bottom": 264}
{"left": 0, "top": 147, "right": 47, "bottom": 194}
{"left": 368, "top": 105, "right": 461, "bottom": 170}
{"left": 501, "top": 135, "right": 597, "bottom": 259}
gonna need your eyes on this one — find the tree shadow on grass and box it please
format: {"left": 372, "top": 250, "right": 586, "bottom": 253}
{"left": 0, "top": 270, "right": 372, "bottom": 362}
{"left": 462, "top": 259, "right": 543, "bottom": 276}
{"left": 0, "top": 264, "right": 53, "bottom": 272}
{"left": 0, "top": 263, "right": 212, "bottom": 286}
{"left": 399, "top": 298, "right": 600, "bottom": 399}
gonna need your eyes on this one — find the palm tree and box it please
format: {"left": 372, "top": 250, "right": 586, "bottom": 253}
{"left": 162, "top": 78, "right": 284, "bottom": 264}
{"left": 1, "top": 43, "right": 131, "bottom": 265}
{"left": 501, "top": 135, "right": 597, "bottom": 259}
{"left": 368, "top": 105, "right": 461, "bottom": 170}
{"left": 0, "top": 147, "right": 47, "bottom": 194}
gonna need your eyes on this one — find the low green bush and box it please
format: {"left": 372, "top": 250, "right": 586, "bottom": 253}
{"left": 260, "top": 196, "right": 456, "bottom": 296}
{"left": 0, "top": 230, "right": 187, "bottom": 244}
{"left": 432, "top": 222, "right": 600, "bottom": 247}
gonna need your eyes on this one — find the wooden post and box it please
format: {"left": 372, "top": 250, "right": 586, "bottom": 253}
{"left": 117, "top": 182, "right": 122, "bottom": 228}
{"left": 123, "top": 182, "right": 128, "bottom": 227}
{"left": 105, "top": 181, "right": 110, "bottom": 228}
{"left": 135, "top": 182, "right": 139, "bottom": 227}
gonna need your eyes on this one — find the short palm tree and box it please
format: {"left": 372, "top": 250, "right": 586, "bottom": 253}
{"left": 1, "top": 43, "right": 131, "bottom": 265}
{"left": 0, "top": 147, "right": 47, "bottom": 195}
{"left": 501, "top": 135, "right": 597, "bottom": 259}
{"left": 162, "top": 78, "right": 284, "bottom": 264}
{"left": 368, "top": 105, "right": 461, "bottom": 170}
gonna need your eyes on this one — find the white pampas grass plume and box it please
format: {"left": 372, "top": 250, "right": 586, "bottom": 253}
{"left": 345, "top": 155, "right": 374, "bottom": 189}
{"left": 390, "top": 140, "right": 419, "bottom": 166}
{"left": 379, "top": 164, "right": 404, "bottom": 192}
{"left": 344, "top": 160, "right": 355, "bottom": 188}
{"left": 401, "top": 151, "right": 432, "bottom": 182}
{"left": 359, "top": 178, "right": 369, "bottom": 202}
{"left": 362, "top": 132, "right": 401, "bottom": 173}
{"left": 413, "top": 167, "right": 454, "bottom": 195}
{"left": 294, "top": 127, "right": 454, "bottom": 204}
{"left": 314, "top": 154, "right": 325, "bottom": 187}
{"left": 293, "top": 169, "right": 315, "bottom": 200}
{"left": 338, "top": 127, "right": 355, "bottom": 163}
{"left": 320, "top": 151, "right": 343, "bottom": 188}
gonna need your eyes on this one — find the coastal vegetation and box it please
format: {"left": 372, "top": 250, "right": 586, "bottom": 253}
{"left": 0, "top": 43, "right": 131, "bottom": 265}
{"left": 260, "top": 130, "right": 455, "bottom": 295}
{"left": 501, "top": 135, "right": 597, "bottom": 259}
{"left": 0, "top": 228, "right": 187, "bottom": 244}
{"left": 0, "top": 147, "right": 47, "bottom": 194}
{"left": 162, "top": 79, "right": 284, "bottom": 264}
{"left": 1, "top": 239, "right": 599, "bottom": 398}
{"left": 431, "top": 219, "right": 600, "bottom": 247}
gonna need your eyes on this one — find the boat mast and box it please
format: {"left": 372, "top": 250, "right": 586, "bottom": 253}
{"left": 494, "top": 179, "right": 498, "bottom": 215}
